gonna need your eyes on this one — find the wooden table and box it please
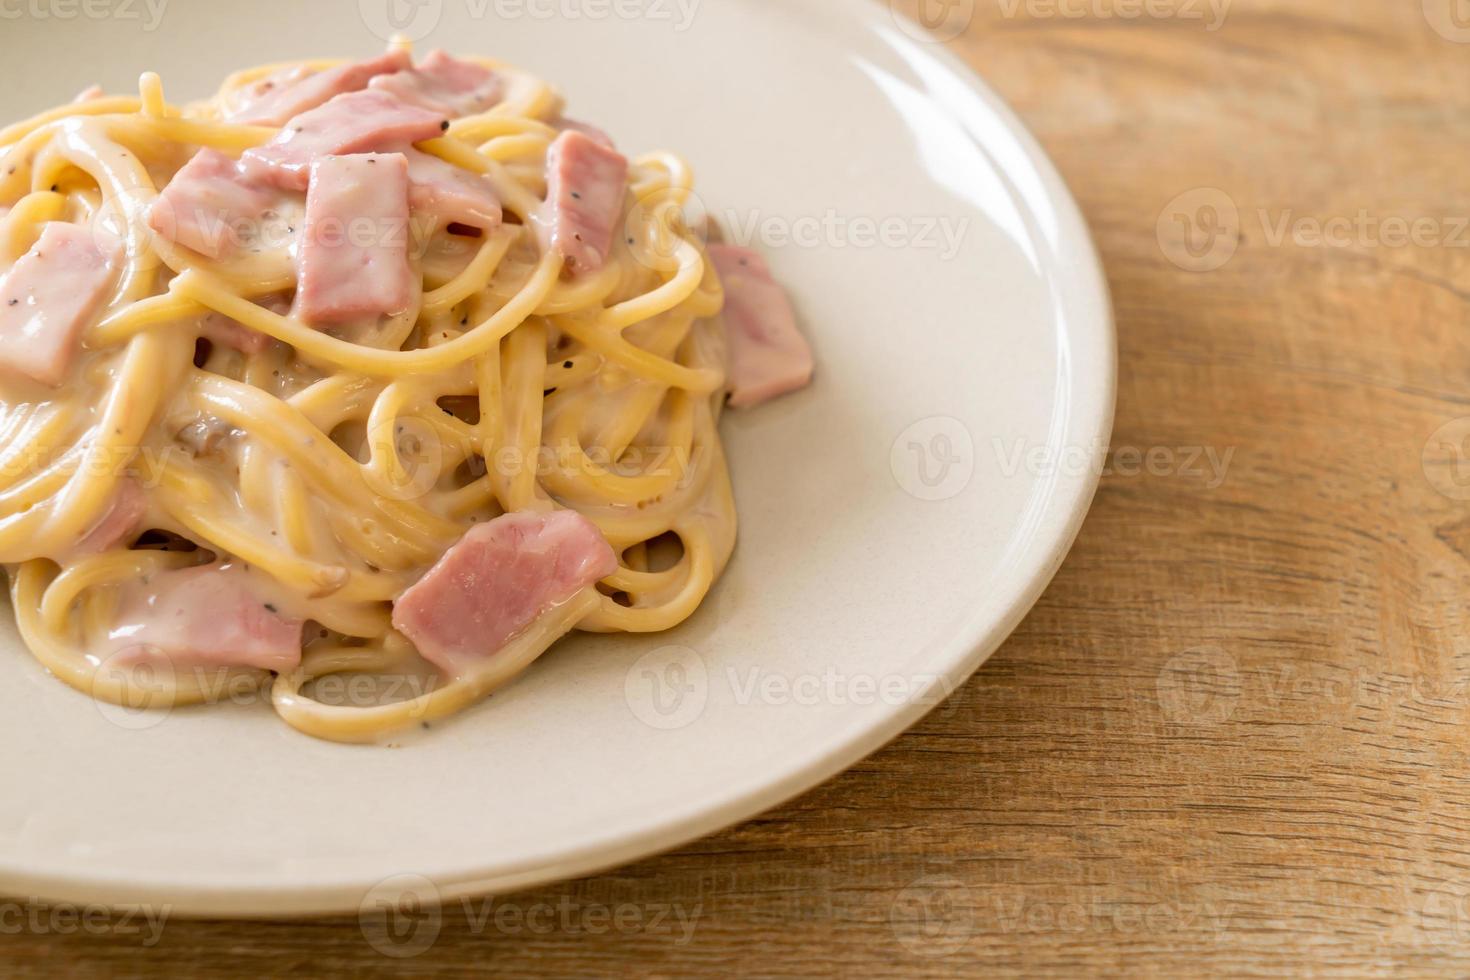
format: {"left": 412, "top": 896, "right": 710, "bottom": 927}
{"left": 11, "top": 0, "right": 1470, "bottom": 975}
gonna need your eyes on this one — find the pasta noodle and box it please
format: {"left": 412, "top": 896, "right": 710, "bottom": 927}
{"left": 0, "top": 43, "right": 747, "bottom": 742}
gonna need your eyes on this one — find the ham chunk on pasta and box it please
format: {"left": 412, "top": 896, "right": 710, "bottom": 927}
{"left": 229, "top": 49, "right": 411, "bottom": 127}
{"left": 400, "top": 146, "right": 501, "bottom": 231}
{"left": 540, "top": 130, "right": 627, "bottom": 275}
{"left": 369, "top": 50, "right": 501, "bottom": 118}
{"left": 105, "top": 563, "right": 304, "bottom": 674}
{"left": 72, "top": 479, "right": 148, "bottom": 557}
{"left": 243, "top": 90, "right": 448, "bottom": 192}
{"left": 147, "top": 148, "right": 285, "bottom": 259}
{"left": 391, "top": 510, "right": 617, "bottom": 678}
{"left": 0, "top": 222, "right": 120, "bottom": 387}
{"left": 296, "top": 152, "right": 415, "bottom": 325}
{"left": 707, "top": 244, "right": 813, "bottom": 408}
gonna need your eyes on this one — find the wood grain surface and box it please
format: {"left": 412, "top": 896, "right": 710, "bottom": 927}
{"left": 9, "top": 0, "right": 1470, "bottom": 975}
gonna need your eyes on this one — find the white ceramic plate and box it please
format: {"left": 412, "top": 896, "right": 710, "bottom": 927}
{"left": 0, "top": 0, "right": 1113, "bottom": 915}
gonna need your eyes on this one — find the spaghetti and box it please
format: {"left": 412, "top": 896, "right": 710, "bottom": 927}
{"left": 0, "top": 42, "right": 798, "bottom": 742}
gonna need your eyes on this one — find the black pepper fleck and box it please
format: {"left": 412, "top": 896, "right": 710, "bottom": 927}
{"left": 563, "top": 359, "right": 572, "bottom": 368}
{"left": 5, "top": 299, "right": 15, "bottom": 306}
{"left": 570, "top": 191, "right": 581, "bottom": 200}
{"left": 440, "top": 120, "right": 450, "bottom": 131}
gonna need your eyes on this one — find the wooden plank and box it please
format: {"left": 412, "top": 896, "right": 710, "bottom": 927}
{"left": 8, "top": 0, "right": 1470, "bottom": 974}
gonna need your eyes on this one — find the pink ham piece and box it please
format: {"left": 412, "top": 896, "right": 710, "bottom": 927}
{"left": 105, "top": 563, "right": 304, "bottom": 673}
{"left": 0, "top": 222, "right": 120, "bottom": 387}
{"left": 242, "top": 90, "right": 448, "bottom": 192}
{"left": 541, "top": 130, "right": 627, "bottom": 275}
{"left": 708, "top": 244, "right": 813, "bottom": 408}
{"left": 148, "top": 148, "right": 283, "bottom": 259}
{"left": 369, "top": 50, "right": 501, "bottom": 118}
{"left": 73, "top": 479, "right": 147, "bottom": 555}
{"left": 296, "top": 153, "right": 414, "bottom": 326}
{"left": 392, "top": 510, "right": 617, "bottom": 677}
{"left": 198, "top": 310, "right": 271, "bottom": 355}
{"left": 228, "top": 49, "right": 411, "bottom": 127}
{"left": 197, "top": 294, "right": 287, "bottom": 355}
{"left": 553, "top": 116, "right": 614, "bottom": 149}
{"left": 401, "top": 146, "right": 500, "bottom": 231}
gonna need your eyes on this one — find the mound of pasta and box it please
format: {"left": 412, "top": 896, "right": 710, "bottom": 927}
{"left": 0, "top": 43, "right": 812, "bottom": 741}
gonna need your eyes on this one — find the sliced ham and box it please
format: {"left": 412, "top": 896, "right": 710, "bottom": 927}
{"left": 0, "top": 222, "right": 120, "bottom": 387}
{"left": 148, "top": 148, "right": 287, "bottom": 259}
{"left": 242, "top": 90, "right": 448, "bottom": 192}
{"left": 296, "top": 153, "right": 414, "bottom": 326}
{"left": 540, "top": 130, "right": 627, "bottom": 275}
{"left": 369, "top": 50, "right": 501, "bottom": 118}
{"left": 198, "top": 310, "right": 272, "bottom": 355}
{"left": 73, "top": 478, "right": 147, "bottom": 555}
{"left": 228, "top": 50, "right": 411, "bottom": 127}
{"left": 553, "top": 116, "right": 614, "bottom": 149}
{"left": 105, "top": 563, "right": 304, "bottom": 673}
{"left": 391, "top": 510, "right": 617, "bottom": 677}
{"left": 196, "top": 294, "right": 288, "bottom": 355}
{"left": 400, "top": 146, "right": 501, "bottom": 231}
{"left": 707, "top": 244, "right": 813, "bottom": 409}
